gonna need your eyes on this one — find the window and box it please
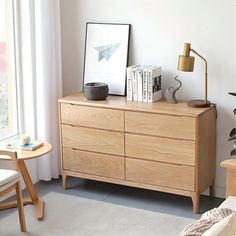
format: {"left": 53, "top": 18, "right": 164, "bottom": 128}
{"left": 0, "top": 0, "right": 19, "bottom": 140}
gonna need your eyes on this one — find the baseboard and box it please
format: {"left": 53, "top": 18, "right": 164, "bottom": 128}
{"left": 202, "top": 186, "right": 226, "bottom": 199}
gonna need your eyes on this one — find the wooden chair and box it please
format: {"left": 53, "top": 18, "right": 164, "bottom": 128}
{"left": 0, "top": 150, "right": 26, "bottom": 232}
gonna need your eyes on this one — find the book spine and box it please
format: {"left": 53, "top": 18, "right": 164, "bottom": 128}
{"left": 126, "top": 67, "right": 133, "bottom": 101}
{"left": 137, "top": 68, "right": 143, "bottom": 102}
{"left": 148, "top": 67, "right": 162, "bottom": 103}
{"left": 148, "top": 68, "right": 153, "bottom": 102}
{"left": 143, "top": 68, "right": 148, "bottom": 102}
{"left": 132, "top": 68, "right": 138, "bottom": 101}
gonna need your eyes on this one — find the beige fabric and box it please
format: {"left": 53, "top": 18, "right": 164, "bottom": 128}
{"left": 181, "top": 208, "right": 235, "bottom": 236}
{"left": 220, "top": 196, "right": 236, "bottom": 212}
{"left": 202, "top": 213, "right": 236, "bottom": 236}
{"left": 0, "top": 169, "right": 20, "bottom": 187}
{"left": 0, "top": 178, "right": 19, "bottom": 192}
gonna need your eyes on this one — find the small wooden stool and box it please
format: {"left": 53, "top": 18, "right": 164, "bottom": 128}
{"left": 220, "top": 159, "right": 236, "bottom": 197}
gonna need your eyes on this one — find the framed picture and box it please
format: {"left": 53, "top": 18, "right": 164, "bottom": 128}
{"left": 83, "top": 23, "right": 130, "bottom": 96}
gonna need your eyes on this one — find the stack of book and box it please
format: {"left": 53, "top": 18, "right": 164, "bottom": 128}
{"left": 126, "top": 65, "right": 162, "bottom": 102}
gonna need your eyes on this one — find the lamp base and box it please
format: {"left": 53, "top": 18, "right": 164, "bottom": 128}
{"left": 187, "top": 99, "right": 211, "bottom": 108}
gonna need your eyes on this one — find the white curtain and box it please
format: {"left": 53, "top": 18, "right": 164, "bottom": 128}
{"left": 34, "top": 0, "right": 62, "bottom": 180}
{"left": 20, "top": 0, "right": 62, "bottom": 181}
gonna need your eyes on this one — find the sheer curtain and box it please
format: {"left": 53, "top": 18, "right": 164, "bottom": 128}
{"left": 20, "top": 0, "right": 62, "bottom": 181}
{"left": 34, "top": 0, "right": 62, "bottom": 180}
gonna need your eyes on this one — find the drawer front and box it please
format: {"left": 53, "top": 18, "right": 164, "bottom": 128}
{"left": 126, "top": 158, "right": 195, "bottom": 191}
{"left": 125, "top": 111, "right": 195, "bottom": 140}
{"left": 61, "top": 103, "right": 124, "bottom": 131}
{"left": 63, "top": 148, "right": 125, "bottom": 179}
{"left": 125, "top": 134, "right": 195, "bottom": 166}
{"left": 62, "top": 124, "right": 124, "bottom": 156}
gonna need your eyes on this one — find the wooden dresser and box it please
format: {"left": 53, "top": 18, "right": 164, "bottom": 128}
{"left": 59, "top": 92, "right": 216, "bottom": 213}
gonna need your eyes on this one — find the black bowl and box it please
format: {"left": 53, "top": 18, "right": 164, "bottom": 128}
{"left": 84, "top": 82, "right": 109, "bottom": 100}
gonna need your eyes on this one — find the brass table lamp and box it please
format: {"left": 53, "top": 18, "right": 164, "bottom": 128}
{"left": 177, "top": 43, "right": 211, "bottom": 108}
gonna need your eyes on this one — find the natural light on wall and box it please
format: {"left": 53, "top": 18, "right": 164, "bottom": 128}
{"left": 0, "top": 0, "right": 19, "bottom": 140}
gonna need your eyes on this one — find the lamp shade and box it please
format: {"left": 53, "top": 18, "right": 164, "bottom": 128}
{"left": 177, "top": 43, "right": 195, "bottom": 72}
{"left": 177, "top": 55, "right": 195, "bottom": 72}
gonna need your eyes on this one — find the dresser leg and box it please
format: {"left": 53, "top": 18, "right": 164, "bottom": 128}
{"left": 190, "top": 192, "right": 200, "bottom": 214}
{"left": 209, "top": 183, "right": 215, "bottom": 198}
{"left": 62, "top": 172, "right": 68, "bottom": 189}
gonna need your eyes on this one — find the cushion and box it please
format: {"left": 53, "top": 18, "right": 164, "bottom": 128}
{"left": 219, "top": 196, "right": 236, "bottom": 212}
{"left": 181, "top": 208, "right": 235, "bottom": 236}
{"left": 0, "top": 169, "right": 20, "bottom": 187}
{"left": 202, "top": 213, "right": 236, "bottom": 236}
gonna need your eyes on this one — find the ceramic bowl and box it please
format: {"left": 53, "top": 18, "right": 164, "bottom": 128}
{"left": 84, "top": 82, "right": 109, "bottom": 100}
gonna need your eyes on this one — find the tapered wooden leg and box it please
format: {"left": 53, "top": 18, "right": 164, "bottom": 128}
{"left": 15, "top": 181, "right": 26, "bottom": 232}
{"left": 190, "top": 192, "right": 200, "bottom": 214}
{"left": 209, "top": 184, "right": 215, "bottom": 198}
{"left": 62, "top": 172, "right": 68, "bottom": 189}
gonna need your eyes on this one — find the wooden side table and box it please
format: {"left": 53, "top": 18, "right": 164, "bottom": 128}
{"left": 0, "top": 141, "right": 52, "bottom": 220}
{"left": 220, "top": 159, "right": 236, "bottom": 197}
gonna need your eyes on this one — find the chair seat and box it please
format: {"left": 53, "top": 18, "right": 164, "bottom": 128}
{"left": 0, "top": 169, "right": 20, "bottom": 187}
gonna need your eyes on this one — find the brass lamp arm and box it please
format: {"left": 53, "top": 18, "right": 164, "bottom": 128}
{"left": 190, "top": 48, "right": 208, "bottom": 103}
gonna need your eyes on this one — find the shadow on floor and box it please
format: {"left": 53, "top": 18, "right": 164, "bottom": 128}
{"left": 36, "top": 177, "right": 224, "bottom": 220}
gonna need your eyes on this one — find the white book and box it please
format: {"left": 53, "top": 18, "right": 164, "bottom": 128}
{"left": 142, "top": 66, "right": 152, "bottom": 102}
{"left": 126, "top": 65, "right": 139, "bottom": 101}
{"left": 137, "top": 66, "right": 144, "bottom": 102}
{"left": 132, "top": 66, "right": 140, "bottom": 101}
{"left": 147, "top": 66, "right": 162, "bottom": 103}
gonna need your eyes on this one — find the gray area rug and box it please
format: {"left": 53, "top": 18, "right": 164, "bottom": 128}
{"left": 0, "top": 192, "right": 195, "bottom": 236}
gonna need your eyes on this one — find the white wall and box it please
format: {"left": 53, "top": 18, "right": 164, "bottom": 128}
{"left": 60, "top": 0, "right": 236, "bottom": 198}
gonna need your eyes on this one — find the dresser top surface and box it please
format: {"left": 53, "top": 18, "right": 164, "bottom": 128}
{"left": 59, "top": 92, "right": 214, "bottom": 117}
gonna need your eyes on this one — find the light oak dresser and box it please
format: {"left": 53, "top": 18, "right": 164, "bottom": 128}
{"left": 59, "top": 92, "right": 216, "bottom": 213}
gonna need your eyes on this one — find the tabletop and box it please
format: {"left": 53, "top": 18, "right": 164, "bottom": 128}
{"left": 220, "top": 159, "right": 236, "bottom": 170}
{"left": 0, "top": 141, "right": 52, "bottom": 160}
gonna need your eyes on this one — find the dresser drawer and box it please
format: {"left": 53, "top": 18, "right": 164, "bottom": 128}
{"left": 63, "top": 148, "right": 125, "bottom": 179}
{"left": 125, "top": 133, "right": 195, "bottom": 166}
{"left": 62, "top": 124, "right": 124, "bottom": 156}
{"left": 126, "top": 158, "right": 195, "bottom": 191}
{"left": 61, "top": 103, "right": 124, "bottom": 131}
{"left": 125, "top": 111, "right": 195, "bottom": 140}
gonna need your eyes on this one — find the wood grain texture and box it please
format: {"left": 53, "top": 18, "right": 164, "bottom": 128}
{"left": 126, "top": 158, "right": 195, "bottom": 191}
{"left": 226, "top": 169, "right": 236, "bottom": 197}
{"left": 0, "top": 147, "right": 51, "bottom": 221}
{"left": 220, "top": 159, "right": 236, "bottom": 170}
{"left": 190, "top": 191, "right": 200, "bottom": 214}
{"left": 221, "top": 159, "right": 236, "bottom": 197}
{"left": 63, "top": 148, "right": 125, "bottom": 179}
{"left": 15, "top": 181, "right": 27, "bottom": 231}
{"left": 59, "top": 94, "right": 216, "bottom": 213}
{"left": 125, "top": 133, "right": 195, "bottom": 166}
{"left": 63, "top": 169, "right": 192, "bottom": 197}
{"left": 196, "top": 108, "right": 216, "bottom": 193}
{"left": 61, "top": 124, "right": 124, "bottom": 156}
{"left": 61, "top": 103, "right": 124, "bottom": 131}
{"left": 125, "top": 111, "right": 195, "bottom": 140}
{"left": 0, "top": 142, "right": 52, "bottom": 160}
{"left": 59, "top": 92, "right": 212, "bottom": 117}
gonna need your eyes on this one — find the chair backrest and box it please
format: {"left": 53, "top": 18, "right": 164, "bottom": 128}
{"left": 0, "top": 150, "right": 26, "bottom": 232}
{"left": 0, "top": 150, "right": 18, "bottom": 171}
